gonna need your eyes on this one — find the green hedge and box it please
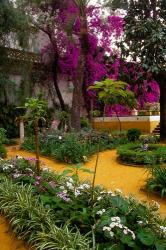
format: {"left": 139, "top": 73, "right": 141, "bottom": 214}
{"left": 117, "top": 143, "right": 166, "bottom": 165}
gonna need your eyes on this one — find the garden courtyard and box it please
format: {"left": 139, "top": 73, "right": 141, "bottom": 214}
{"left": 1, "top": 0, "right": 166, "bottom": 249}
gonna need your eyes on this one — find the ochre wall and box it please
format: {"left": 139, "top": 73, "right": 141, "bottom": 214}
{"left": 92, "top": 120, "right": 159, "bottom": 133}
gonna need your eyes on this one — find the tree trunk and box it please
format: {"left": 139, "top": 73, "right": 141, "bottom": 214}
{"left": 71, "top": 3, "right": 89, "bottom": 130}
{"left": 49, "top": 34, "right": 66, "bottom": 111}
{"left": 157, "top": 74, "right": 166, "bottom": 140}
{"left": 52, "top": 60, "right": 66, "bottom": 111}
{"left": 34, "top": 121, "right": 40, "bottom": 174}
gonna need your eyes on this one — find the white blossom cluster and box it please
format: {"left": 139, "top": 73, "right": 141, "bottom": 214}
{"left": 103, "top": 217, "right": 136, "bottom": 240}
{"left": 0, "top": 163, "right": 14, "bottom": 171}
{"left": 159, "top": 226, "right": 166, "bottom": 237}
{"left": 96, "top": 209, "right": 106, "bottom": 215}
{"left": 65, "top": 177, "right": 90, "bottom": 197}
{"left": 137, "top": 220, "right": 148, "bottom": 225}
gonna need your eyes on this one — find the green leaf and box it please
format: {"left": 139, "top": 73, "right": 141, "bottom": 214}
{"left": 137, "top": 228, "right": 155, "bottom": 246}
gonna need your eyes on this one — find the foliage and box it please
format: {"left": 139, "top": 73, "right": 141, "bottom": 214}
{"left": 117, "top": 143, "right": 166, "bottom": 165}
{"left": 146, "top": 165, "right": 166, "bottom": 198}
{"left": 140, "top": 134, "right": 160, "bottom": 144}
{"left": 81, "top": 117, "right": 91, "bottom": 128}
{"left": 0, "top": 103, "right": 19, "bottom": 138}
{"left": 127, "top": 128, "right": 141, "bottom": 142}
{"left": 89, "top": 78, "right": 137, "bottom": 110}
{"left": 0, "top": 144, "right": 7, "bottom": 158}
{"left": 120, "top": 0, "right": 166, "bottom": 74}
{"left": 0, "top": 0, "right": 29, "bottom": 47}
{"left": 0, "top": 128, "right": 7, "bottom": 144}
{"left": 24, "top": 97, "right": 47, "bottom": 122}
{"left": 0, "top": 177, "right": 90, "bottom": 249}
{"left": 24, "top": 97, "right": 47, "bottom": 174}
{"left": 21, "top": 129, "right": 126, "bottom": 164}
{"left": 0, "top": 161, "right": 165, "bottom": 249}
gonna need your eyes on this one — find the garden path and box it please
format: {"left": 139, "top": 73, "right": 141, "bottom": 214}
{"left": 0, "top": 215, "right": 29, "bottom": 250}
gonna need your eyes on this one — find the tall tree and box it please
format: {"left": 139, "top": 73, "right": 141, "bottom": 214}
{"left": 17, "top": 0, "right": 67, "bottom": 111}
{"left": 107, "top": 0, "right": 166, "bottom": 139}
{"left": 70, "top": 0, "right": 89, "bottom": 130}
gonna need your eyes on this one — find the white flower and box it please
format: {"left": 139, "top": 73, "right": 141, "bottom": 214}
{"left": 100, "top": 191, "right": 107, "bottom": 194}
{"left": 111, "top": 217, "right": 121, "bottom": 223}
{"left": 68, "top": 177, "right": 74, "bottom": 183}
{"left": 97, "top": 196, "right": 102, "bottom": 201}
{"left": 123, "top": 229, "right": 128, "bottom": 234}
{"left": 160, "top": 226, "right": 166, "bottom": 234}
{"left": 66, "top": 182, "right": 74, "bottom": 190}
{"left": 13, "top": 173, "right": 22, "bottom": 178}
{"left": 59, "top": 186, "right": 65, "bottom": 190}
{"left": 59, "top": 136, "right": 62, "bottom": 140}
{"left": 103, "top": 226, "right": 111, "bottom": 231}
{"left": 137, "top": 220, "right": 143, "bottom": 225}
{"left": 110, "top": 231, "right": 114, "bottom": 237}
{"left": 79, "top": 183, "right": 90, "bottom": 190}
{"left": 74, "top": 190, "right": 81, "bottom": 197}
{"left": 107, "top": 190, "right": 113, "bottom": 194}
{"left": 96, "top": 209, "right": 105, "bottom": 215}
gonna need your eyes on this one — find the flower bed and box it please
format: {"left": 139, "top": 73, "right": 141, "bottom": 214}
{"left": 117, "top": 143, "right": 166, "bottom": 165}
{"left": 0, "top": 157, "right": 165, "bottom": 249}
{"left": 22, "top": 130, "right": 128, "bottom": 164}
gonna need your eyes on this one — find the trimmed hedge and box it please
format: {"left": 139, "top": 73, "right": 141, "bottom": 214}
{"left": 117, "top": 143, "right": 166, "bottom": 165}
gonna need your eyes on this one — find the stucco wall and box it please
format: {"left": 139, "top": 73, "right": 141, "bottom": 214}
{"left": 92, "top": 116, "right": 160, "bottom": 133}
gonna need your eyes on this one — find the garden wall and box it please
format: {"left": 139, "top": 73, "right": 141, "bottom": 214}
{"left": 92, "top": 116, "right": 160, "bottom": 133}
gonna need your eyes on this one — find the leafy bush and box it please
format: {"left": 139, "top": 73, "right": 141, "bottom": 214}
{"left": 146, "top": 165, "right": 166, "bottom": 197}
{"left": 0, "top": 162, "right": 165, "bottom": 250}
{"left": 22, "top": 130, "right": 118, "bottom": 164}
{"left": 81, "top": 117, "right": 91, "bottom": 128}
{"left": 140, "top": 134, "right": 160, "bottom": 144}
{"left": 117, "top": 143, "right": 166, "bottom": 165}
{"left": 0, "top": 128, "right": 7, "bottom": 143}
{"left": 0, "top": 144, "right": 7, "bottom": 158}
{"left": 127, "top": 128, "right": 141, "bottom": 142}
{"left": 0, "top": 103, "right": 19, "bottom": 138}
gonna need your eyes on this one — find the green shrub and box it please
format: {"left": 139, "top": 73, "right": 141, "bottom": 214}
{"left": 127, "top": 128, "right": 141, "bottom": 142}
{"left": 0, "top": 128, "right": 7, "bottom": 143}
{"left": 146, "top": 165, "right": 166, "bottom": 197}
{"left": 0, "top": 144, "right": 7, "bottom": 158}
{"left": 52, "top": 133, "right": 90, "bottom": 163}
{"left": 81, "top": 117, "right": 91, "bottom": 128}
{"left": 117, "top": 143, "right": 166, "bottom": 165}
{"left": 140, "top": 134, "right": 160, "bottom": 144}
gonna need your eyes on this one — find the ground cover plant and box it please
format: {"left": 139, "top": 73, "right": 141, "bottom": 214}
{"left": 0, "top": 157, "right": 166, "bottom": 249}
{"left": 22, "top": 129, "right": 128, "bottom": 164}
{"left": 145, "top": 165, "right": 166, "bottom": 198}
{"left": 117, "top": 143, "right": 166, "bottom": 166}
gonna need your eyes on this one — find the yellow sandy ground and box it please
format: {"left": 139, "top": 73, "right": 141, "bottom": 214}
{"left": 0, "top": 146, "right": 166, "bottom": 250}
{"left": 0, "top": 216, "right": 29, "bottom": 250}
